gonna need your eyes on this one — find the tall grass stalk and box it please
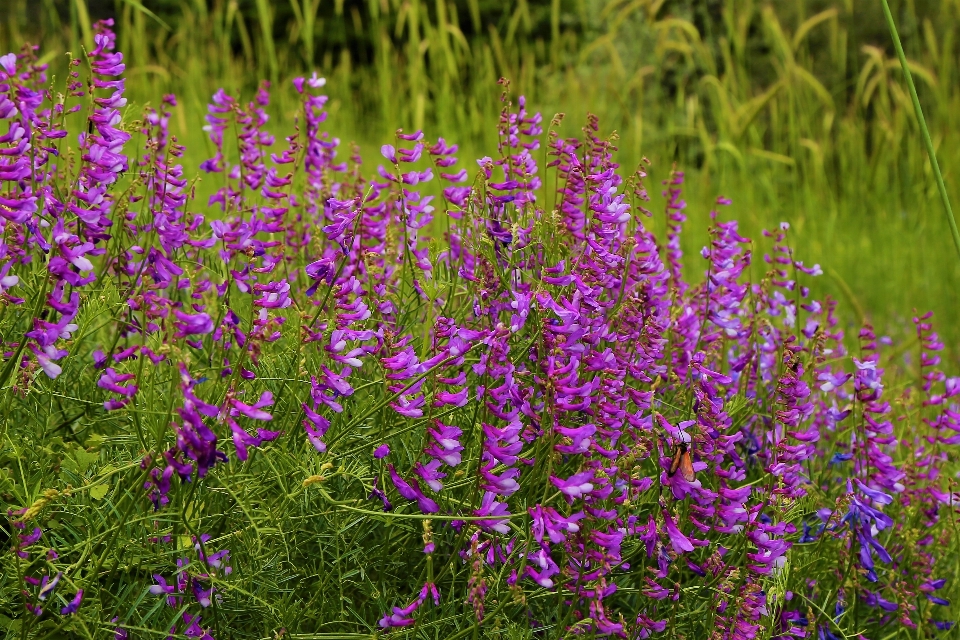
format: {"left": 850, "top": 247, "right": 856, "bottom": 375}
{"left": 254, "top": 0, "right": 279, "bottom": 83}
{"left": 880, "top": 0, "right": 960, "bottom": 264}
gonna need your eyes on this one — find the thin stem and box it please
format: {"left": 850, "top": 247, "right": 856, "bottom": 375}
{"left": 879, "top": 0, "right": 960, "bottom": 263}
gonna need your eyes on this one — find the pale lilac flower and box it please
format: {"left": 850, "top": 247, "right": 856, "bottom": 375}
{"left": 98, "top": 368, "right": 137, "bottom": 396}
{"left": 37, "top": 572, "right": 61, "bottom": 600}
{"left": 0, "top": 53, "right": 16, "bottom": 76}
{"left": 550, "top": 470, "right": 595, "bottom": 500}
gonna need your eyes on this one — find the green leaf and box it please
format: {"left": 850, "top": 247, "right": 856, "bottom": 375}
{"left": 89, "top": 483, "right": 110, "bottom": 500}
{"left": 62, "top": 448, "right": 100, "bottom": 475}
{"left": 84, "top": 433, "right": 107, "bottom": 450}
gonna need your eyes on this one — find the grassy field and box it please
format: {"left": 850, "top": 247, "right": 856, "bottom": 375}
{"left": 3, "top": 0, "right": 959, "bottom": 355}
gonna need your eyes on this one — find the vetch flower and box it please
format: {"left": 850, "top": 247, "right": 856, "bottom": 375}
{"left": 388, "top": 464, "right": 439, "bottom": 513}
{"left": 174, "top": 310, "right": 214, "bottom": 336}
{"left": 60, "top": 589, "right": 83, "bottom": 615}
{"left": 37, "top": 572, "right": 61, "bottom": 601}
{"left": 662, "top": 513, "right": 694, "bottom": 554}
{"left": 98, "top": 368, "right": 137, "bottom": 396}
{"left": 550, "top": 470, "right": 595, "bottom": 500}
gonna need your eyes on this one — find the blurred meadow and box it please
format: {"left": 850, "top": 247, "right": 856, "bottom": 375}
{"left": 2, "top": 0, "right": 959, "bottom": 353}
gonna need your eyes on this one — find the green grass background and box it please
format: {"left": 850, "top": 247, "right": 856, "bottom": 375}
{"left": 3, "top": 0, "right": 959, "bottom": 359}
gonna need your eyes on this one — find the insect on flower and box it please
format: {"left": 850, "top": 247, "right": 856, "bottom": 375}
{"left": 655, "top": 412, "right": 696, "bottom": 482}
{"left": 668, "top": 442, "right": 696, "bottom": 483}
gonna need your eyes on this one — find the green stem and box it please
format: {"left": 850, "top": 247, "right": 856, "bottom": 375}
{"left": 879, "top": 0, "right": 960, "bottom": 263}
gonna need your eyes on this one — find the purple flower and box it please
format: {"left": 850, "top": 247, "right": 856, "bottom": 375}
{"left": 149, "top": 573, "right": 182, "bottom": 607}
{"left": 863, "top": 590, "right": 898, "bottom": 611}
{"left": 229, "top": 391, "right": 274, "bottom": 421}
{"left": 0, "top": 53, "right": 15, "bottom": 76}
{"left": 379, "top": 599, "right": 419, "bottom": 628}
{"left": 369, "top": 479, "right": 393, "bottom": 512}
{"left": 38, "top": 572, "right": 62, "bottom": 600}
{"left": 473, "top": 491, "right": 510, "bottom": 534}
{"left": 32, "top": 346, "right": 64, "bottom": 379}
{"left": 525, "top": 548, "right": 560, "bottom": 588}
{"left": 17, "top": 527, "right": 43, "bottom": 557}
{"left": 530, "top": 505, "right": 583, "bottom": 544}
{"left": 92, "top": 349, "right": 108, "bottom": 368}
{"left": 414, "top": 459, "right": 447, "bottom": 491}
{"left": 380, "top": 144, "right": 398, "bottom": 164}
{"left": 293, "top": 72, "right": 325, "bottom": 93}
{"left": 98, "top": 368, "right": 137, "bottom": 396}
{"left": 818, "top": 371, "right": 851, "bottom": 392}
{"left": 855, "top": 479, "right": 893, "bottom": 505}
{"left": 433, "top": 387, "right": 469, "bottom": 407}
{"left": 425, "top": 421, "right": 463, "bottom": 466}
{"left": 551, "top": 422, "right": 595, "bottom": 456}
{"left": 663, "top": 513, "right": 694, "bottom": 554}
{"left": 550, "top": 470, "right": 595, "bottom": 500}
{"left": 373, "top": 444, "right": 390, "bottom": 459}
{"left": 388, "top": 464, "right": 439, "bottom": 513}
{"left": 304, "top": 256, "right": 335, "bottom": 296}
{"left": 60, "top": 589, "right": 83, "bottom": 615}
{"left": 378, "top": 581, "right": 437, "bottom": 627}
{"left": 174, "top": 310, "right": 214, "bottom": 336}
{"left": 420, "top": 582, "right": 440, "bottom": 605}
{"left": 303, "top": 403, "right": 331, "bottom": 452}
{"left": 390, "top": 392, "right": 426, "bottom": 418}
{"left": 183, "top": 612, "right": 214, "bottom": 640}
{"left": 193, "top": 580, "right": 213, "bottom": 607}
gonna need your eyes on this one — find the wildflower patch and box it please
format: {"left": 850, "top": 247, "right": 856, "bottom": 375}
{"left": 0, "top": 21, "right": 957, "bottom": 639}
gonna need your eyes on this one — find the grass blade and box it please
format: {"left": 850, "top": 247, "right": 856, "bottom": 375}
{"left": 254, "top": 0, "right": 279, "bottom": 82}
{"left": 73, "top": 0, "right": 94, "bottom": 51}
{"left": 117, "top": 0, "right": 172, "bottom": 31}
{"left": 880, "top": 0, "right": 960, "bottom": 263}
